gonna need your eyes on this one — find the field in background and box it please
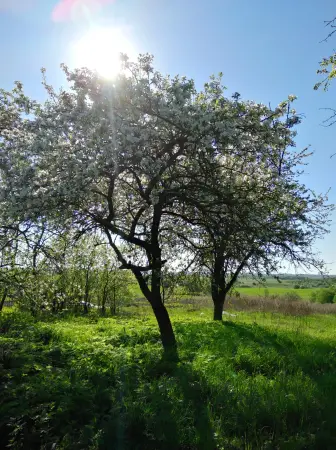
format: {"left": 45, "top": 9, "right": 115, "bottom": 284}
{"left": 235, "top": 275, "right": 334, "bottom": 300}
{"left": 130, "top": 283, "right": 317, "bottom": 301}
{"left": 235, "top": 286, "right": 315, "bottom": 299}
{"left": 129, "top": 274, "right": 334, "bottom": 303}
{"left": 1, "top": 306, "right": 336, "bottom": 449}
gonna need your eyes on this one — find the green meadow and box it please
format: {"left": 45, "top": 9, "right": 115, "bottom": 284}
{"left": 1, "top": 307, "right": 336, "bottom": 449}
{"left": 235, "top": 286, "right": 315, "bottom": 300}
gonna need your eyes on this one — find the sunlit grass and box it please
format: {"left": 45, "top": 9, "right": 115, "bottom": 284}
{"left": 236, "top": 286, "right": 315, "bottom": 299}
{"left": 1, "top": 308, "right": 336, "bottom": 449}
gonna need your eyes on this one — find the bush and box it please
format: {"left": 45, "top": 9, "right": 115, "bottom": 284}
{"left": 310, "top": 291, "right": 318, "bottom": 302}
{"left": 313, "top": 288, "right": 336, "bottom": 304}
{"left": 282, "top": 291, "right": 301, "bottom": 302}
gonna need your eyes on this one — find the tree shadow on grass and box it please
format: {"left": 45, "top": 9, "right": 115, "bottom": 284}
{"left": 176, "top": 318, "right": 336, "bottom": 376}
{"left": 175, "top": 319, "right": 336, "bottom": 449}
{"left": 220, "top": 319, "right": 336, "bottom": 377}
{"left": 110, "top": 357, "right": 218, "bottom": 450}
{"left": 2, "top": 314, "right": 336, "bottom": 449}
{"left": 171, "top": 363, "right": 217, "bottom": 450}
{"left": 1, "top": 340, "right": 218, "bottom": 449}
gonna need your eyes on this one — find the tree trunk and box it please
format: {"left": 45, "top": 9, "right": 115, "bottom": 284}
{"left": 111, "top": 284, "right": 116, "bottom": 315}
{"left": 213, "top": 296, "right": 225, "bottom": 320}
{"left": 151, "top": 299, "right": 178, "bottom": 360}
{"left": 101, "top": 276, "right": 108, "bottom": 315}
{"left": 211, "top": 277, "right": 225, "bottom": 320}
{"left": 131, "top": 260, "right": 178, "bottom": 360}
{"left": 0, "top": 288, "right": 8, "bottom": 312}
{"left": 211, "top": 264, "right": 228, "bottom": 321}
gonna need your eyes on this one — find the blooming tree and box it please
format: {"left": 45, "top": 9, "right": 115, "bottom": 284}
{"left": 170, "top": 98, "right": 332, "bottom": 319}
{"left": 315, "top": 16, "right": 336, "bottom": 93}
{"left": 1, "top": 55, "right": 331, "bottom": 354}
{"left": 315, "top": 15, "right": 336, "bottom": 133}
{"left": 1, "top": 55, "right": 233, "bottom": 356}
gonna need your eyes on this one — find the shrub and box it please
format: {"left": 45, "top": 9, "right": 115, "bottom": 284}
{"left": 282, "top": 291, "right": 301, "bottom": 302}
{"left": 310, "top": 291, "right": 318, "bottom": 302}
{"left": 315, "top": 288, "right": 336, "bottom": 304}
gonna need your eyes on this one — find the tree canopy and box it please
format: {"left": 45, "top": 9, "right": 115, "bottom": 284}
{"left": 315, "top": 15, "right": 336, "bottom": 131}
{"left": 315, "top": 16, "right": 336, "bottom": 93}
{"left": 0, "top": 54, "right": 332, "bottom": 357}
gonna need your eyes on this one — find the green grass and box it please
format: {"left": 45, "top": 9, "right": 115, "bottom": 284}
{"left": 1, "top": 308, "right": 336, "bottom": 449}
{"left": 236, "top": 286, "right": 315, "bottom": 300}
{"left": 129, "top": 277, "right": 321, "bottom": 301}
{"left": 133, "top": 280, "right": 317, "bottom": 301}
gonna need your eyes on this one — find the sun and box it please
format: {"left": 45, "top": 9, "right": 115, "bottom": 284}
{"left": 72, "top": 27, "right": 135, "bottom": 78}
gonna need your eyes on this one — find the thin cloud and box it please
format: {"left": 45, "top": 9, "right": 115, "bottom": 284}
{"left": 52, "top": 0, "right": 115, "bottom": 22}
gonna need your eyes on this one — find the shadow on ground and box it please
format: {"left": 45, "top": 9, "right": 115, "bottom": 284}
{"left": 1, "top": 313, "right": 336, "bottom": 449}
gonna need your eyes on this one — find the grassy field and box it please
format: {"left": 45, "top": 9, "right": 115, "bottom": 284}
{"left": 235, "top": 286, "right": 315, "bottom": 300}
{"left": 131, "top": 283, "right": 316, "bottom": 301}
{"left": 1, "top": 307, "right": 336, "bottom": 449}
{"left": 128, "top": 274, "right": 331, "bottom": 302}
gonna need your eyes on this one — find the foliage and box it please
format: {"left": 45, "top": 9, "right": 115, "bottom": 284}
{"left": 311, "top": 287, "right": 336, "bottom": 304}
{"left": 171, "top": 94, "right": 331, "bottom": 318}
{"left": 0, "top": 222, "right": 45, "bottom": 311}
{"left": 0, "top": 54, "right": 332, "bottom": 354}
{"left": 1, "top": 309, "right": 336, "bottom": 449}
{"left": 314, "top": 16, "right": 336, "bottom": 131}
{"left": 0, "top": 232, "right": 133, "bottom": 315}
{"left": 179, "top": 273, "right": 211, "bottom": 296}
{"left": 282, "top": 291, "right": 302, "bottom": 302}
{"left": 315, "top": 17, "right": 336, "bottom": 92}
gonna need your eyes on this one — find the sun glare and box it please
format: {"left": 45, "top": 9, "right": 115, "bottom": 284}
{"left": 72, "top": 27, "right": 135, "bottom": 78}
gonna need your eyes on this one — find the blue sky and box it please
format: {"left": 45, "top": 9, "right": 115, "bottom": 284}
{"left": 1, "top": 0, "right": 335, "bottom": 272}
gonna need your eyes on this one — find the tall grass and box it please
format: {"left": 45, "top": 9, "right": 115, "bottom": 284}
{"left": 171, "top": 294, "right": 336, "bottom": 315}
{"left": 227, "top": 295, "right": 336, "bottom": 315}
